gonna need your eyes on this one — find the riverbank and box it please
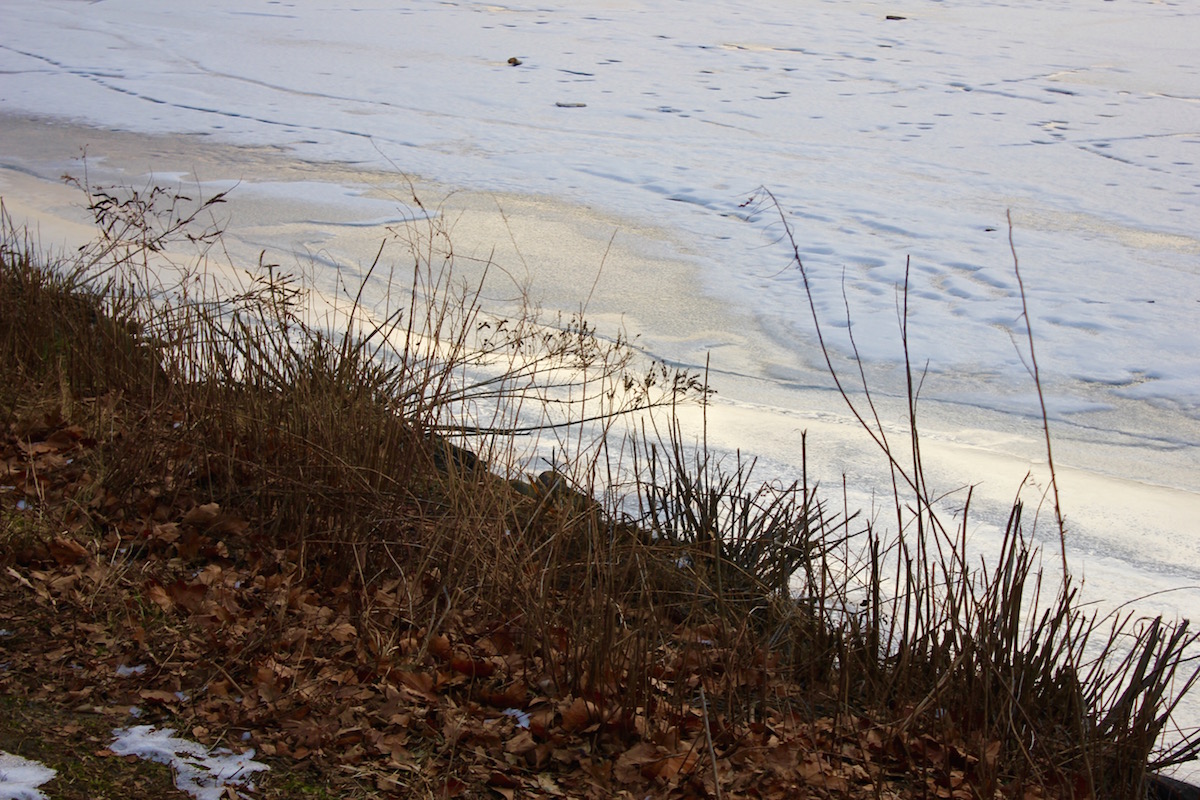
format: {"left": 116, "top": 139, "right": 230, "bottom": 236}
{"left": 5, "top": 112, "right": 1200, "bottom": 625}
{"left": 3, "top": 162, "right": 1199, "bottom": 797}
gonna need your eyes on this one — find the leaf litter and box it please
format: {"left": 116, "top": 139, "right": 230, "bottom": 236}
{"left": 0, "top": 403, "right": 1050, "bottom": 799}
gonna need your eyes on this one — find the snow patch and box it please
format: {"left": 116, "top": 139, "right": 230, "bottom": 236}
{"left": 109, "top": 726, "right": 268, "bottom": 800}
{"left": 0, "top": 752, "right": 55, "bottom": 800}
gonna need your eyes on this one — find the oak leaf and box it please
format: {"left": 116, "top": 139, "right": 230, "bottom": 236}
{"left": 147, "top": 582, "right": 173, "bottom": 613}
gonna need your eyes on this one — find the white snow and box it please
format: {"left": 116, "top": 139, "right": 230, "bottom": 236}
{"left": 503, "top": 707, "right": 532, "bottom": 729}
{"left": 109, "top": 726, "right": 268, "bottom": 800}
{"left": 2, "top": 0, "right": 1200, "bottom": 773}
{"left": 0, "top": 752, "right": 55, "bottom": 800}
{"left": 1, "top": 732, "right": 266, "bottom": 800}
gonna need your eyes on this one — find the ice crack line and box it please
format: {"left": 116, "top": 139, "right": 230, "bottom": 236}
{"left": 0, "top": 43, "right": 382, "bottom": 142}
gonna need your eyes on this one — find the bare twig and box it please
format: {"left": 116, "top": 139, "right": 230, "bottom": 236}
{"left": 1006, "top": 210, "right": 1068, "bottom": 581}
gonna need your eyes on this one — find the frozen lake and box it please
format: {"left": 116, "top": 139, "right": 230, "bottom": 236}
{"left": 3, "top": 0, "right": 1200, "bottom": 766}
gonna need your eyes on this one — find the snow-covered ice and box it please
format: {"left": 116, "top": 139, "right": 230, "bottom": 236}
{"left": 2, "top": 0, "right": 1196, "bottom": 420}
{"left": 2, "top": 0, "right": 1200, "bottom": 768}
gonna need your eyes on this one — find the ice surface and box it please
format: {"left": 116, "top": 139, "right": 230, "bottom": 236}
{"left": 2, "top": 0, "right": 1196, "bottom": 431}
{"left": 109, "top": 726, "right": 268, "bottom": 800}
{"left": 0, "top": 752, "right": 55, "bottom": 800}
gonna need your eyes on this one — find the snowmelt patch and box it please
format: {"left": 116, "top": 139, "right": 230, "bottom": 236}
{"left": 0, "top": 751, "right": 55, "bottom": 800}
{"left": 109, "top": 726, "right": 268, "bottom": 800}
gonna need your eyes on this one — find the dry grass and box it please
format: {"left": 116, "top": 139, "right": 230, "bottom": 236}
{"left": 1, "top": 178, "right": 1197, "bottom": 799}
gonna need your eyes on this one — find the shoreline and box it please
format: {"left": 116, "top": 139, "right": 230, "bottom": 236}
{"left": 3, "top": 111, "right": 1200, "bottom": 588}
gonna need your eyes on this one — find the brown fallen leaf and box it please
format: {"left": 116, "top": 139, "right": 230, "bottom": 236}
{"left": 182, "top": 502, "right": 221, "bottom": 527}
{"left": 395, "top": 669, "right": 438, "bottom": 702}
{"left": 49, "top": 536, "right": 89, "bottom": 566}
{"left": 140, "top": 689, "right": 180, "bottom": 705}
{"left": 147, "top": 581, "right": 174, "bottom": 613}
{"left": 505, "top": 729, "right": 538, "bottom": 756}
{"left": 6, "top": 566, "right": 35, "bottom": 590}
{"left": 560, "top": 697, "right": 593, "bottom": 734}
{"left": 149, "top": 522, "right": 180, "bottom": 543}
{"left": 327, "top": 621, "right": 357, "bottom": 644}
{"left": 428, "top": 633, "right": 453, "bottom": 660}
{"left": 167, "top": 579, "right": 207, "bottom": 614}
{"left": 450, "top": 654, "right": 494, "bottom": 678}
{"left": 614, "top": 741, "right": 663, "bottom": 784}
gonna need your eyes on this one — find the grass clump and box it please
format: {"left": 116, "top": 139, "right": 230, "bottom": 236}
{"left": 0, "top": 178, "right": 1197, "bottom": 800}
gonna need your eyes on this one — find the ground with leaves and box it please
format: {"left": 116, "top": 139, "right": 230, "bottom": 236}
{"left": 0, "top": 404, "right": 1039, "bottom": 800}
